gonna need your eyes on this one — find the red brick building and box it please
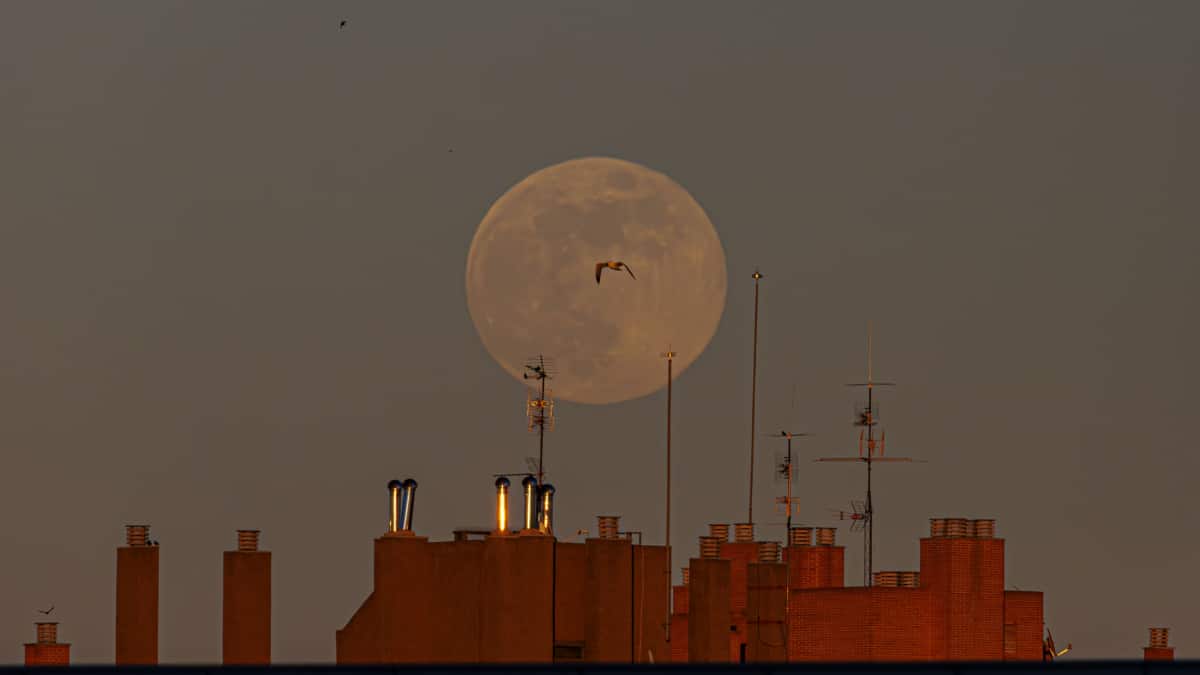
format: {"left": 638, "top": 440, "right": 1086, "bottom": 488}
{"left": 672, "top": 517, "right": 1045, "bottom": 662}
{"left": 335, "top": 478, "right": 1052, "bottom": 664}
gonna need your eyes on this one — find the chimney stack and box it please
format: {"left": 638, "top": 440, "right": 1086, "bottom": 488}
{"left": 237, "top": 530, "right": 260, "bottom": 552}
{"left": 538, "top": 484, "right": 555, "bottom": 534}
{"left": 815, "top": 527, "right": 836, "bottom": 546}
{"left": 734, "top": 522, "right": 755, "bottom": 543}
{"left": 930, "top": 518, "right": 947, "bottom": 538}
{"left": 789, "top": 527, "right": 813, "bottom": 547}
{"left": 494, "top": 477, "right": 511, "bottom": 534}
{"left": 707, "top": 523, "right": 730, "bottom": 542}
{"left": 944, "top": 518, "right": 970, "bottom": 538}
{"left": 681, "top": 567, "right": 690, "bottom": 586}
{"left": 596, "top": 515, "right": 620, "bottom": 539}
{"left": 972, "top": 519, "right": 996, "bottom": 539}
{"left": 25, "top": 623, "right": 69, "bottom": 666}
{"left": 522, "top": 477, "right": 541, "bottom": 531}
{"left": 757, "top": 542, "right": 780, "bottom": 562}
{"left": 1145, "top": 628, "right": 1174, "bottom": 661}
{"left": 386, "top": 479, "right": 418, "bottom": 534}
{"left": 223, "top": 529, "right": 271, "bottom": 664}
{"left": 116, "top": 524, "right": 158, "bottom": 664}
{"left": 698, "top": 536, "right": 720, "bottom": 559}
{"left": 126, "top": 525, "right": 150, "bottom": 547}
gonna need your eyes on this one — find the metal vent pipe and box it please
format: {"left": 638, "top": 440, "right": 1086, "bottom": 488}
{"left": 522, "top": 476, "right": 540, "bottom": 530}
{"left": 398, "top": 479, "right": 417, "bottom": 531}
{"left": 494, "top": 477, "right": 511, "bottom": 533}
{"left": 539, "top": 484, "right": 555, "bottom": 533}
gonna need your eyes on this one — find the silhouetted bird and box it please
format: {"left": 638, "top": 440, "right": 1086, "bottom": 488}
{"left": 595, "top": 261, "right": 635, "bottom": 284}
{"left": 339, "top": 20, "right": 347, "bottom": 28}
{"left": 38, "top": 605, "right": 53, "bottom": 616}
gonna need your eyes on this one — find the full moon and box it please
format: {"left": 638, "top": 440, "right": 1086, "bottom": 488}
{"left": 465, "top": 157, "right": 727, "bottom": 405}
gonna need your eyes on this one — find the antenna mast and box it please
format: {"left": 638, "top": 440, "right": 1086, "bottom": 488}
{"left": 748, "top": 269, "right": 764, "bottom": 526}
{"left": 766, "top": 430, "right": 810, "bottom": 539}
{"left": 523, "top": 355, "right": 555, "bottom": 486}
{"left": 816, "top": 323, "right": 919, "bottom": 586}
{"left": 661, "top": 346, "right": 676, "bottom": 646}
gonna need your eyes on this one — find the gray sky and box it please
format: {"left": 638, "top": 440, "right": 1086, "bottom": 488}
{"left": 2, "top": 0, "right": 1197, "bottom": 664}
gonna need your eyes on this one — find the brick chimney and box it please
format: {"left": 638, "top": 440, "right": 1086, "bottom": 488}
{"left": 1144, "top": 627, "right": 1174, "bottom": 661}
{"left": 707, "top": 523, "right": 730, "bottom": 542}
{"left": 25, "top": 623, "right": 69, "bottom": 666}
{"left": 116, "top": 524, "right": 158, "bottom": 665}
{"left": 224, "top": 529, "right": 271, "bottom": 665}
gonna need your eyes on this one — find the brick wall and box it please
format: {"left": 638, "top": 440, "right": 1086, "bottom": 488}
{"left": 1002, "top": 591, "right": 1043, "bottom": 661}
{"left": 24, "top": 643, "right": 70, "bottom": 666}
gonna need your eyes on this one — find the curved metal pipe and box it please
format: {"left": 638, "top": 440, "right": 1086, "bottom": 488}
{"left": 387, "top": 479, "right": 402, "bottom": 533}
{"left": 398, "top": 478, "right": 417, "bottom": 531}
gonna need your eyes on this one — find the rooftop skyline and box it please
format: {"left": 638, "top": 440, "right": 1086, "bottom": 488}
{"left": 2, "top": 0, "right": 1197, "bottom": 664}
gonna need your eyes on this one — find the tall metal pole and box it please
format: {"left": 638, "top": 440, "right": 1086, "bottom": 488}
{"left": 662, "top": 347, "right": 676, "bottom": 649}
{"left": 749, "top": 269, "right": 763, "bottom": 525}
{"left": 537, "top": 371, "right": 546, "bottom": 486}
{"left": 866, "top": 381, "right": 874, "bottom": 587}
{"left": 785, "top": 435, "right": 794, "bottom": 534}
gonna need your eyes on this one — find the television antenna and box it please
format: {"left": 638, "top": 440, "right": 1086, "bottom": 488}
{"left": 1043, "top": 625, "right": 1072, "bottom": 661}
{"left": 762, "top": 430, "right": 809, "bottom": 538}
{"left": 828, "top": 500, "right": 868, "bottom": 533}
{"left": 523, "top": 355, "right": 556, "bottom": 486}
{"left": 816, "top": 323, "right": 921, "bottom": 586}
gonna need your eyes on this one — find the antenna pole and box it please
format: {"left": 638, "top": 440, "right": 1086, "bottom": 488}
{"left": 662, "top": 347, "right": 676, "bottom": 647}
{"left": 786, "top": 435, "right": 794, "bottom": 534}
{"left": 538, "top": 364, "right": 546, "bottom": 485}
{"left": 817, "top": 324, "right": 918, "bottom": 588}
{"left": 524, "top": 355, "right": 554, "bottom": 489}
{"left": 748, "top": 269, "right": 763, "bottom": 526}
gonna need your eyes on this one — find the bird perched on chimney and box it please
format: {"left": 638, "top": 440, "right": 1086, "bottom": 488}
{"left": 38, "top": 605, "right": 53, "bottom": 616}
{"left": 595, "top": 260, "right": 636, "bottom": 284}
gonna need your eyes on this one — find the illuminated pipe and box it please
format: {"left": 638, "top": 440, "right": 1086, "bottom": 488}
{"left": 521, "top": 475, "right": 539, "bottom": 530}
{"left": 495, "top": 477, "right": 511, "bottom": 534}
{"left": 398, "top": 478, "right": 417, "bottom": 531}
{"left": 387, "top": 479, "right": 402, "bottom": 533}
{"left": 539, "top": 484, "right": 555, "bottom": 534}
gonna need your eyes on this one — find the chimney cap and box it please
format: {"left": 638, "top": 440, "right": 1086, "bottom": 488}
{"left": 402, "top": 478, "right": 418, "bottom": 488}
{"left": 495, "top": 476, "right": 511, "bottom": 487}
{"left": 387, "top": 479, "right": 403, "bottom": 490}
{"left": 522, "top": 475, "right": 539, "bottom": 487}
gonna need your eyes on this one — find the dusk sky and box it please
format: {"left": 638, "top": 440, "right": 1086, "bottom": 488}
{"left": 2, "top": 1, "right": 1198, "bottom": 664}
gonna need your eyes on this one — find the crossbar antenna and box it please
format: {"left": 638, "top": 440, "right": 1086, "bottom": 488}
{"left": 523, "top": 354, "right": 556, "bottom": 486}
{"left": 816, "top": 323, "right": 922, "bottom": 586}
{"left": 763, "top": 430, "right": 811, "bottom": 539}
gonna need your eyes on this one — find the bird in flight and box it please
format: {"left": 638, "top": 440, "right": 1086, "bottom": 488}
{"left": 595, "top": 261, "right": 636, "bottom": 284}
{"left": 38, "top": 605, "right": 53, "bottom": 616}
{"left": 339, "top": 20, "right": 347, "bottom": 28}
